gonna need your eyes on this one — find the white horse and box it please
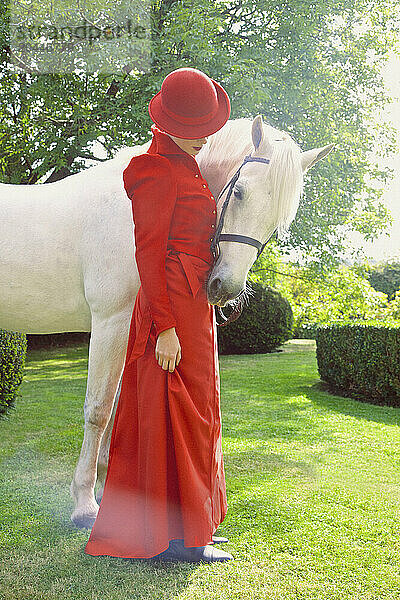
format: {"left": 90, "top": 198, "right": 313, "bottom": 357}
{"left": 0, "top": 115, "right": 333, "bottom": 527}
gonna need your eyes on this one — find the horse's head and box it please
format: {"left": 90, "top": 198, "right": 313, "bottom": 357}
{"left": 205, "top": 115, "right": 334, "bottom": 306}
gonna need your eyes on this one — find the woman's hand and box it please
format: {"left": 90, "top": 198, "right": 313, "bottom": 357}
{"left": 155, "top": 327, "right": 182, "bottom": 372}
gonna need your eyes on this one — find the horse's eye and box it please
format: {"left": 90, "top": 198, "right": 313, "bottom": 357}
{"left": 233, "top": 187, "right": 242, "bottom": 200}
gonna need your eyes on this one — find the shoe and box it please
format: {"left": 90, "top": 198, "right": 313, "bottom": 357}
{"left": 211, "top": 535, "right": 229, "bottom": 544}
{"left": 152, "top": 539, "right": 233, "bottom": 563}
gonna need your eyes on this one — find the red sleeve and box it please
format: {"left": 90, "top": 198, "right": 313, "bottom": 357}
{"left": 123, "top": 153, "right": 177, "bottom": 337}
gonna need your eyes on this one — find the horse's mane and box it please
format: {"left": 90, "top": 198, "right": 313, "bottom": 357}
{"left": 202, "top": 118, "right": 303, "bottom": 236}
{"left": 267, "top": 133, "right": 303, "bottom": 236}
{"left": 201, "top": 118, "right": 254, "bottom": 174}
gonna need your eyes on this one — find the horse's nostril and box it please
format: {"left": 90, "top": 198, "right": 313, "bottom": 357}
{"left": 209, "top": 277, "right": 222, "bottom": 296}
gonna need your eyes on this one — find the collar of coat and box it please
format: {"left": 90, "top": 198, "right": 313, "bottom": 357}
{"left": 148, "top": 124, "right": 199, "bottom": 169}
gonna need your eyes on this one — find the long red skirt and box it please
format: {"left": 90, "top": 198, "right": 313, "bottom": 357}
{"left": 84, "top": 250, "right": 227, "bottom": 558}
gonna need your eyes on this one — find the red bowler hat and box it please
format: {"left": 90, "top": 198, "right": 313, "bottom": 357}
{"left": 148, "top": 67, "right": 231, "bottom": 139}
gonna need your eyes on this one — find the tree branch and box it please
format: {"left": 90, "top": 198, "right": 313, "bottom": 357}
{"left": 76, "top": 152, "right": 109, "bottom": 162}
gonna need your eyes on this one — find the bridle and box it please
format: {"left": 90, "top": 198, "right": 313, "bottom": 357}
{"left": 210, "top": 154, "right": 271, "bottom": 262}
{"left": 209, "top": 153, "right": 271, "bottom": 326}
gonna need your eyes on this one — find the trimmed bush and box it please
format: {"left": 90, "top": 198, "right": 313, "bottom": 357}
{"left": 0, "top": 330, "right": 27, "bottom": 416}
{"left": 316, "top": 322, "right": 400, "bottom": 405}
{"left": 217, "top": 283, "right": 293, "bottom": 354}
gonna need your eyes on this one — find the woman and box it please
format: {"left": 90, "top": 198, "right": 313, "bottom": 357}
{"left": 84, "top": 67, "right": 233, "bottom": 563}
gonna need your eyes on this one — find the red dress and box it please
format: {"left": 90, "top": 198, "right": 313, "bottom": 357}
{"left": 84, "top": 124, "right": 227, "bottom": 559}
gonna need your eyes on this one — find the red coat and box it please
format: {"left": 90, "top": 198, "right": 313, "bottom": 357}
{"left": 84, "top": 124, "right": 227, "bottom": 559}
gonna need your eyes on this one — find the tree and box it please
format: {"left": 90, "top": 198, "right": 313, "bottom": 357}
{"left": 364, "top": 261, "right": 400, "bottom": 300}
{"left": 1, "top": 0, "right": 399, "bottom": 265}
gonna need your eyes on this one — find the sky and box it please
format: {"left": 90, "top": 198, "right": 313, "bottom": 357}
{"left": 349, "top": 51, "right": 400, "bottom": 263}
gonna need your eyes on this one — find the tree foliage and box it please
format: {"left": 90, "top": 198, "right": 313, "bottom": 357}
{"left": 279, "top": 263, "right": 390, "bottom": 330}
{"left": 0, "top": 0, "right": 399, "bottom": 265}
{"left": 252, "top": 255, "right": 400, "bottom": 335}
{"left": 363, "top": 261, "right": 400, "bottom": 299}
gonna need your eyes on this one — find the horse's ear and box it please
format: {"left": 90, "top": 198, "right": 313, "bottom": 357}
{"left": 251, "top": 115, "right": 264, "bottom": 150}
{"left": 301, "top": 143, "right": 335, "bottom": 172}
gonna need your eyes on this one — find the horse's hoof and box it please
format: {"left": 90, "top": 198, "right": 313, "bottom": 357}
{"left": 71, "top": 506, "right": 99, "bottom": 529}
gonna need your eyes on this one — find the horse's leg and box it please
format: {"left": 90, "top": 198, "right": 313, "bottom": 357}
{"left": 70, "top": 312, "right": 129, "bottom": 528}
{"left": 95, "top": 376, "right": 121, "bottom": 504}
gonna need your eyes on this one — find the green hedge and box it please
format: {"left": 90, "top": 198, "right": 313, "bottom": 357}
{"left": 316, "top": 322, "right": 400, "bottom": 405}
{"left": 0, "top": 330, "right": 27, "bottom": 416}
{"left": 217, "top": 283, "right": 293, "bottom": 354}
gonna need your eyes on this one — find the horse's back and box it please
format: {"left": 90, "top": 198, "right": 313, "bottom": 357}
{"left": 0, "top": 171, "right": 138, "bottom": 333}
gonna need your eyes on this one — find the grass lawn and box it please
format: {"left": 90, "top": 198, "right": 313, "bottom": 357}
{"left": 1, "top": 339, "right": 400, "bottom": 599}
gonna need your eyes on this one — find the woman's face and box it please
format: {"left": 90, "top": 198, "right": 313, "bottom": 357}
{"left": 167, "top": 134, "right": 208, "bottom": 156}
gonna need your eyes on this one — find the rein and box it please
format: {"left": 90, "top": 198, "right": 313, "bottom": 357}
{"left": 209, "top": 154, "right": 271, "bottom": 327}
